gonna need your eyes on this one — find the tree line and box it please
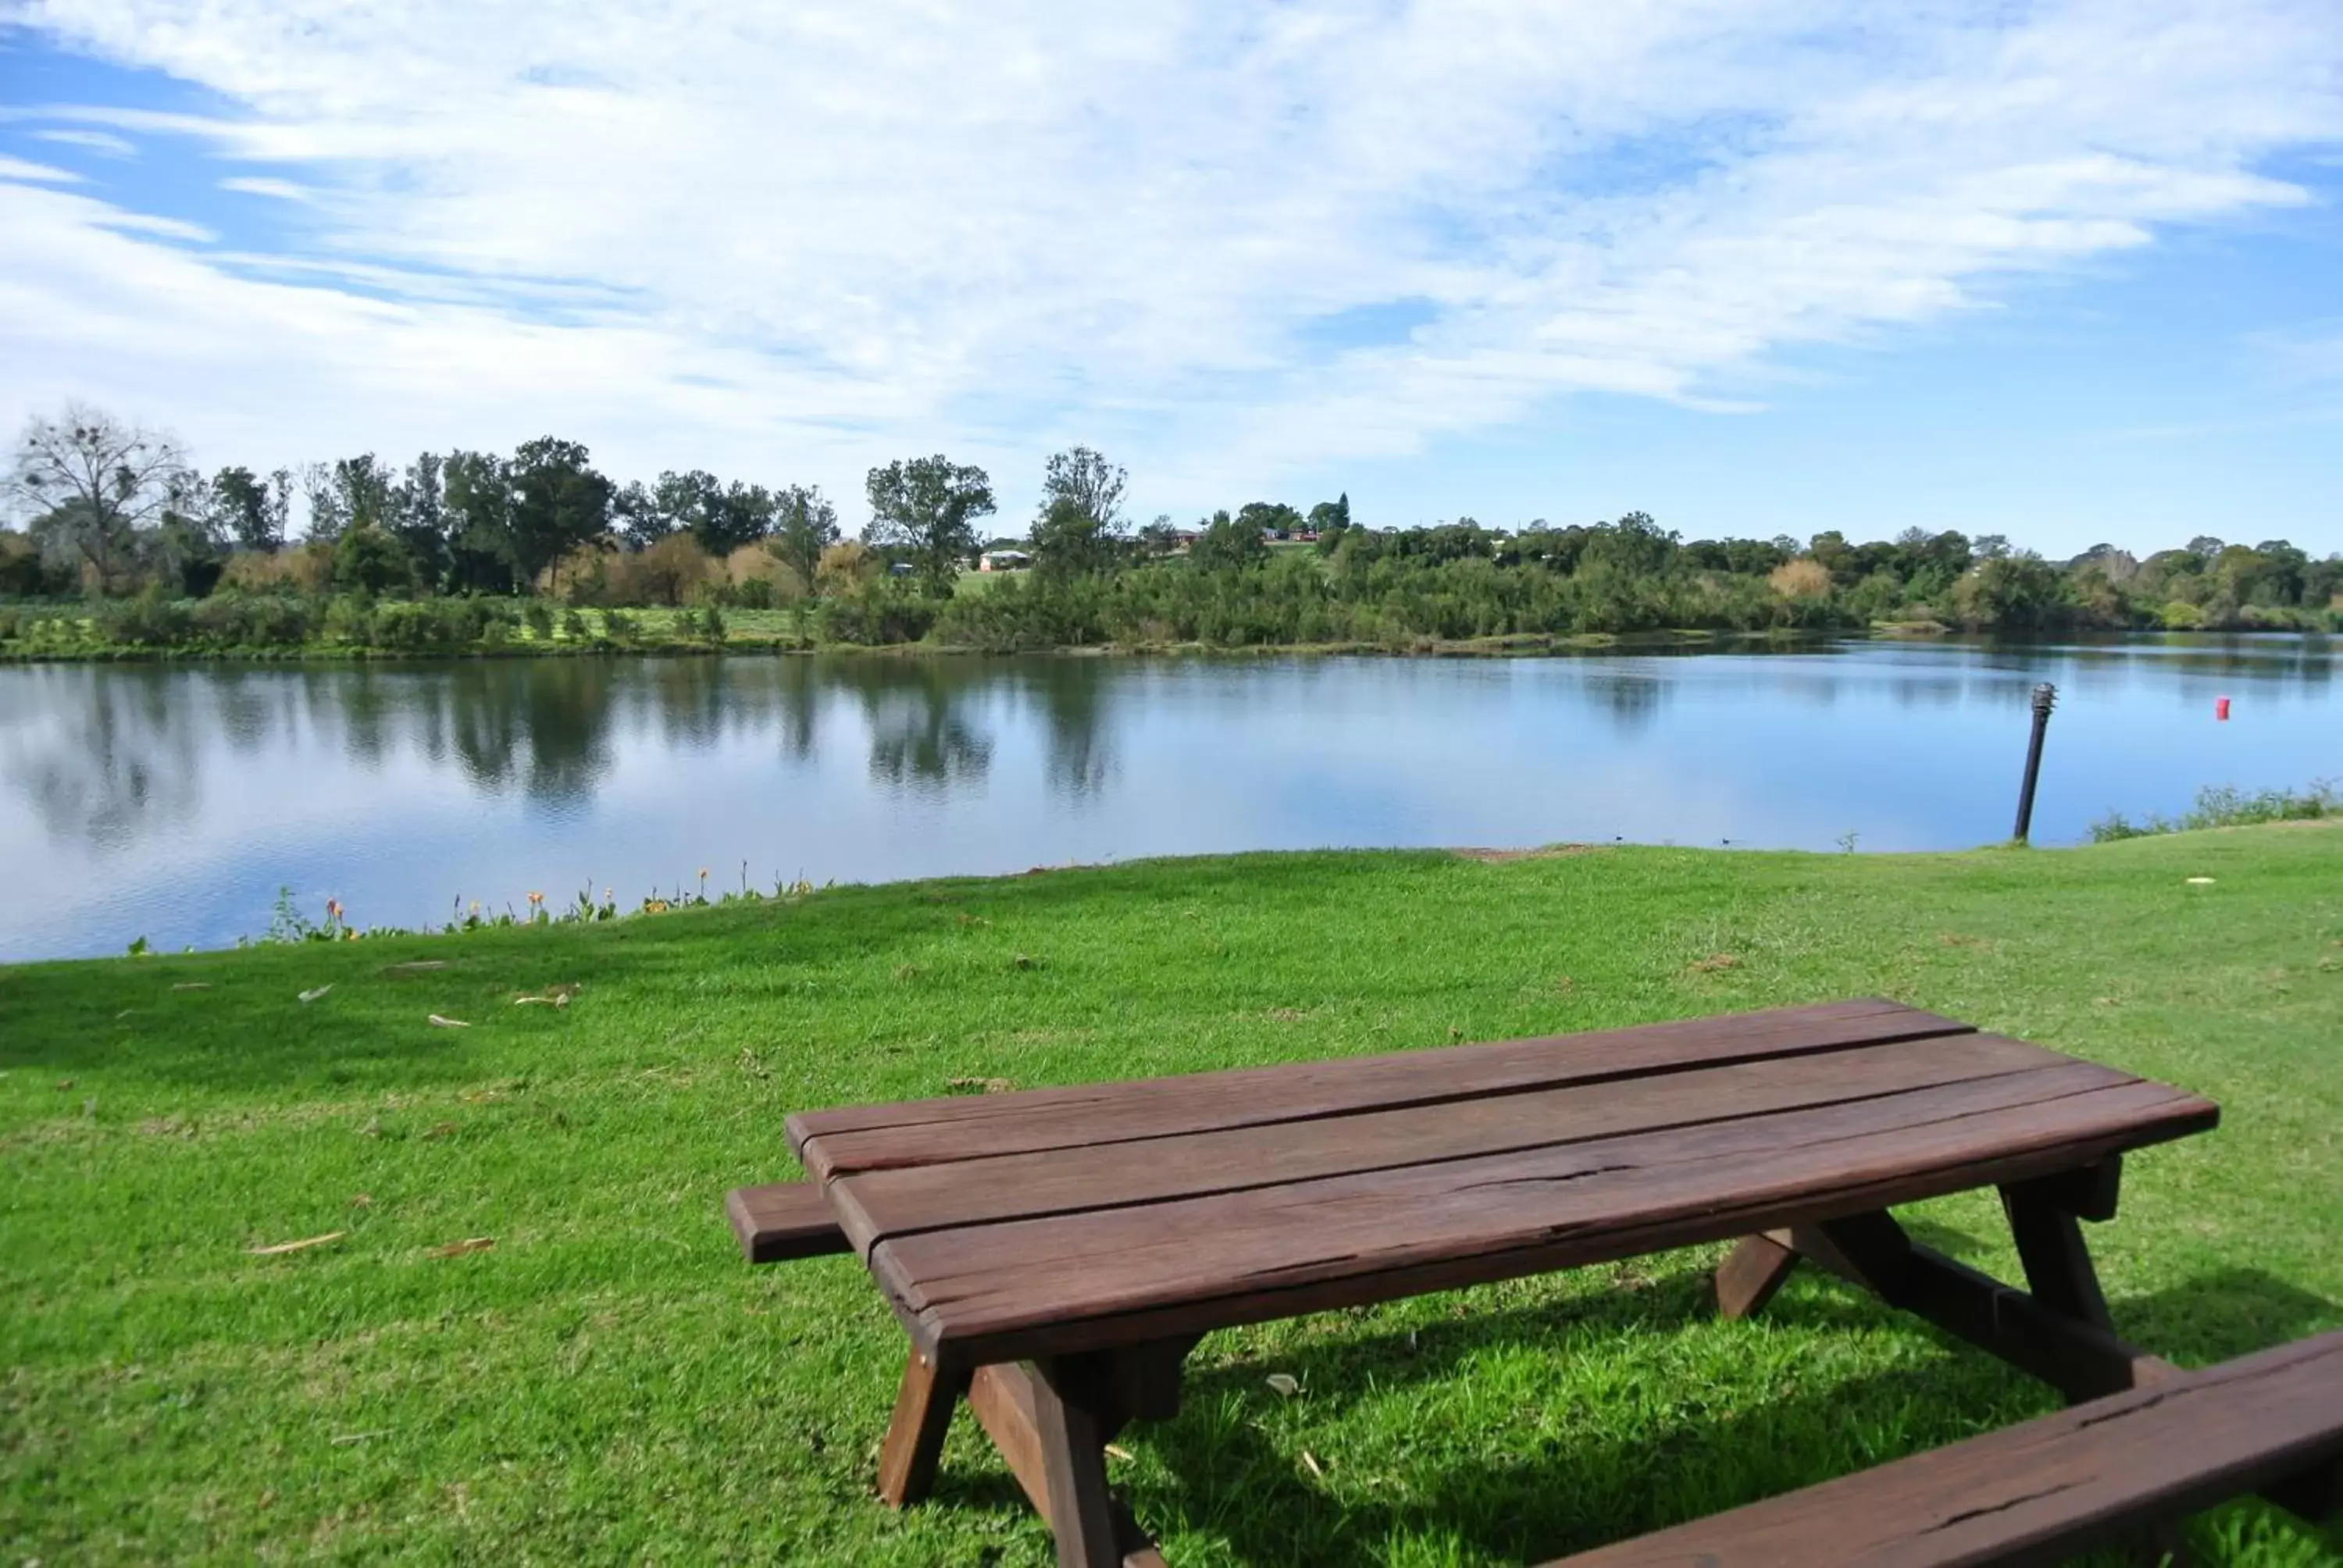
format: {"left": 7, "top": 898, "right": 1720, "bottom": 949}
{"left": 3, "top": 401, "right": 2336, "bottom": 653}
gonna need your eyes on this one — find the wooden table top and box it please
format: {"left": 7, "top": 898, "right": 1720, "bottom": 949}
{"left": 785, "top": 1000, "right": 2218, "bottom": 1364}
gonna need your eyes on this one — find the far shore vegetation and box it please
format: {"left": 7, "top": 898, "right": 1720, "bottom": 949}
{"left": 5, "top": 401, "right": 2338, "bottom": 662}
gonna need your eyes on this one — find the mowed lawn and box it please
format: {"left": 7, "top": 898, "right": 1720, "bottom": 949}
{"left": 4, "top": 829, "right": 2340, "bottom": 1566}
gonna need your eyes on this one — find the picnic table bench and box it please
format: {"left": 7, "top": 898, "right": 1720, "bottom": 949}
{"left": 730, "top": 1000, "right": 2343, "bottom": 1565}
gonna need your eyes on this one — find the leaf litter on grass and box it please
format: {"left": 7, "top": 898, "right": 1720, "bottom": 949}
{"left": 248, "top": 1231, "right": 345, "bottom": 1256}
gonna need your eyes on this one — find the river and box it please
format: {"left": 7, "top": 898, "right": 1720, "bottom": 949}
{"left": 0, "top": 636, "right": 2332, "bottom": 960}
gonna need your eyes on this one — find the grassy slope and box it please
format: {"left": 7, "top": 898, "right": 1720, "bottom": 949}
{"left": 2, "top": 829, "right": 2339, "bottom": 1566}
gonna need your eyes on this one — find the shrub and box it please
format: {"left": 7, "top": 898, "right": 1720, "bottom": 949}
{"left": 601, "top": 608, "right": 637, "bottom": 643}
{"left": 99, "top": 587, "right": 194, "bottom": 647}
{"left": 523, "top": 600, "right": 556, "bottom": 640}
{"left": 323, "top": 597, "right": 378, "bottom": 646}
{"left": 725, "top": 543, "right": 799, "bottom": 609}
{"left": 815, "top": 540, "right": 877, "bottom": 595}
{"left": 605, "top": 534, "right": 716, "bottom": 607}
{"left": 818, "top": 578, "right": 937, "bottom": 644}
{"left": 190, "top": 593, "right": 314, "bottom": 648}
{"left": 2160, "top": 600, "right": 2207, "bottom": 630}
{"left": 2092, "top": 781, "right": 2336, "bottom": 842}
{"left": 1767, "top": 558, "right": 1834, "bottom": 600}
{"left": 562, "top": 608, "right": 591, "bottom": 641}
{"left": 221, "top": 544, "right": 334, "bottom": 596}
{"left": 333, "top": 527, "right": 418, "bottom": 597}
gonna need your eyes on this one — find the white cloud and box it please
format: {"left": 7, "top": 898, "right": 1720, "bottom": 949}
{"left": 30, "top": 126, "right": 137, "bottom": 156}
{"left": 217, "top": 175, "right": 313, "bottom": 201}
{"left": 2, "top": 0, "right": 2339, "bottom": 515}
{"left": 0, "top": 153, "right": 80, "bottom": 182}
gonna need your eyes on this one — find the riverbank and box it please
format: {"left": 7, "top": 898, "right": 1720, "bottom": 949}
{"left": 0, "top": 603, "right": 1853, "bottom": 664}
{"left": 5, "top": 829, "right": 2338, "bottom": 1563}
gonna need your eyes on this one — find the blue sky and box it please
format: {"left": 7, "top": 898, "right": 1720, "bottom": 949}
{"left": 2, "top": 1, "right": 2339, "bottom": 557}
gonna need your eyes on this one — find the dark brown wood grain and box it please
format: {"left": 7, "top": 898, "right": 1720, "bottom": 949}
{"left": 1807, "top": 1211, "right": 2174, "bottom": 1402}
{"left": 1999, "top": 1181, "right": 2113, "bottom": 1336}
{"left": 1714, "top": 1231, "right": 1801, "bottom": 1320}
{"left": 875, "top": 1349, "right": 967, "bottom": 1508}
{"left": 1541, "top": 1331, "right": 2343, "bottom": 1566}
{"left": 830, "top": 1033, "right": 2067, "bottom": 1251}
{"left": 870, "top": 1070, "right": 2214, "bottom": 1361}
{"left": 724, "top": 1181, "right": 849, "bottom": 1263}
{"left": 1032, "top": 1355, "right": 1124, "bottom": 1567}
{"left": 968, "top": 1363, "right": 1052, "bottom": 1524}
{"left": 790, "top": 1000, "right": 1974, "bottom": 1178}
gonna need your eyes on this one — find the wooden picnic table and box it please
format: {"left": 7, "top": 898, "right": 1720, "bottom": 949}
{"left": 757, "top": 999, "right": 2224, "bottom": 1566}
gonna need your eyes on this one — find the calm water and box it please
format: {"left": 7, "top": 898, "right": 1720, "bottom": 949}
{"left": 0, "top": 636, "right": 2333, "bottom": 961}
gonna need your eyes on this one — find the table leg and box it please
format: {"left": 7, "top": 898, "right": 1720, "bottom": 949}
{"left": 1715, "top": 1231, "right": 1800, "bottom": 1319}
{"left": 1999, "top": 1175, "right": 2113, "bottom": 1330}
{"left": 966, "top": 1350, "right": 1182, "bottom": 1568}
{"left": 1806, "top": 1207, "right": 2172, "bottom": 1402}
{"left": 876, "top": 1346, "right": 969, "bottom": 1508}
{"left": 1033, "top": 1354, "right": 1126, "bottom": 1567}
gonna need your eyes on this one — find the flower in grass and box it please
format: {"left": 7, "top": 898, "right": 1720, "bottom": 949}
{"left": 526, "top": 891, "right": 544, "bottom": 906}
{"left": 326, "top": 898, "right": 341, "bottom": 921}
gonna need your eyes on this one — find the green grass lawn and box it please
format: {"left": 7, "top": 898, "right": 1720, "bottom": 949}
{"left": 4, "top": 829, "right": 2340, "bottom": 1565}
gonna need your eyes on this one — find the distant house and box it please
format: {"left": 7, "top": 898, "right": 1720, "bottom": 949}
{"left": 889, "top": 561, "right": 917, "bottom": 576}
{"left": 978, "top": 549, "right": 1032, "bottom": 573}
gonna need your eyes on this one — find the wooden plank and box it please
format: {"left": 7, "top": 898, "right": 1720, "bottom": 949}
{"left": 1032, "top": 1355, "right": 1124, "bottom": 1568}
{"left": 1541, "top": 1331, "right": 2343, "bottom": 1566}
{"left": 872, "top": 1071, "right": 2215, "bottom": 1362}
{"left": 875, "top": 1349, "right": 968, "bottom": 1507}
{"left": 724, "top": 1181, "right": 849, "bottom": 1263}
{"left": 1998, "top": 1181, "right": 2113, "bottom": 1334}
{"left": 1714, "top": 1231, "right": 1801, "bottom": 1320}
{"left": 1808, "top": 1211, "right": 2171, "bottom": 1402}
{"left": 2011, "top": 1156, "right": 2123, "bottom": 1222}
{"left": 969, "top": 1360, "right": 1174, "bottom": 1567}
{"left": 968, "top": 1363, "right": 1053, "bottom": 1525}
{"left": 791, "top": 1000, "right": 1974, "bottom": 1177}
{"left": 831, "top": 1035, "right": 2069, "bottom": 1250}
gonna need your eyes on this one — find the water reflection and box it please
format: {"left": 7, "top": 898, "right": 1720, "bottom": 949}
{"left": 1, "top": 636, "right": 2337, "bottom": 959}
{"left": 5, "top": 668, "right": 205, "bottom": 844}
{"left": 861, "top": 662, "right": 995, "bottom": 789}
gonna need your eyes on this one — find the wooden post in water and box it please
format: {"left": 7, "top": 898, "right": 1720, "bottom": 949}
{"left": 2013, "top": 682, "right": 2057, "bottom": 844}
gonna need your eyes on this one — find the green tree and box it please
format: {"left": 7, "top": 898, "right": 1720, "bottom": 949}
{"left": 1952, "top": 551, "right": 2066, "bottom": 630}
{"left": 444, "top": 450, "right": 517, "bottom": 593}
{"left": 209, "top": 465, "right": 284, "bottom": 554}
{"left": 390, "top": 452, "right": 449, "bottom": 590}
{"left": 1307, "top": 493, "right": 1351, "bottom": 532}
{"left": 771, "top": 484, "right": 840, "bottom": 591}
{"left": 508, "top": 437, "right": 612, "bottom": 590}
{"left": 1029, "top": 445, "right": 1129, "bottom": 577}
{"left": 1582, "top": 511, "right": 1678, "bottom": 577}
{"left": 301, "top": 454, "right": 396, "bottom": 545}
{"left": 1236, "top": 501, "right": 1304, "bottom": 539}
{"left": 1189, "top": 509, "right": 1267, "bottom": 571}
{"left": 647, "top": 469, "right": 774, "bottom": 556}
{"left": 863, "top": 455, "right": 995, "bottom": 590}
{"left": 333, "top": 526, "right": 418, "bottom": 597}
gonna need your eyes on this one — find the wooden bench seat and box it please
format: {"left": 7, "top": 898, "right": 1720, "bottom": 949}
{"left": 1545, "top": 1330, "right": 2343, "bottom": 1567}
{"left": 726, "top": 1181, "right": 850, "bottom": 1263}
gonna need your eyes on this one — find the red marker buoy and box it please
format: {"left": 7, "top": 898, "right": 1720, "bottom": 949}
{"left": 2216, "top": 696, "right": 2231, "bottom": 721}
